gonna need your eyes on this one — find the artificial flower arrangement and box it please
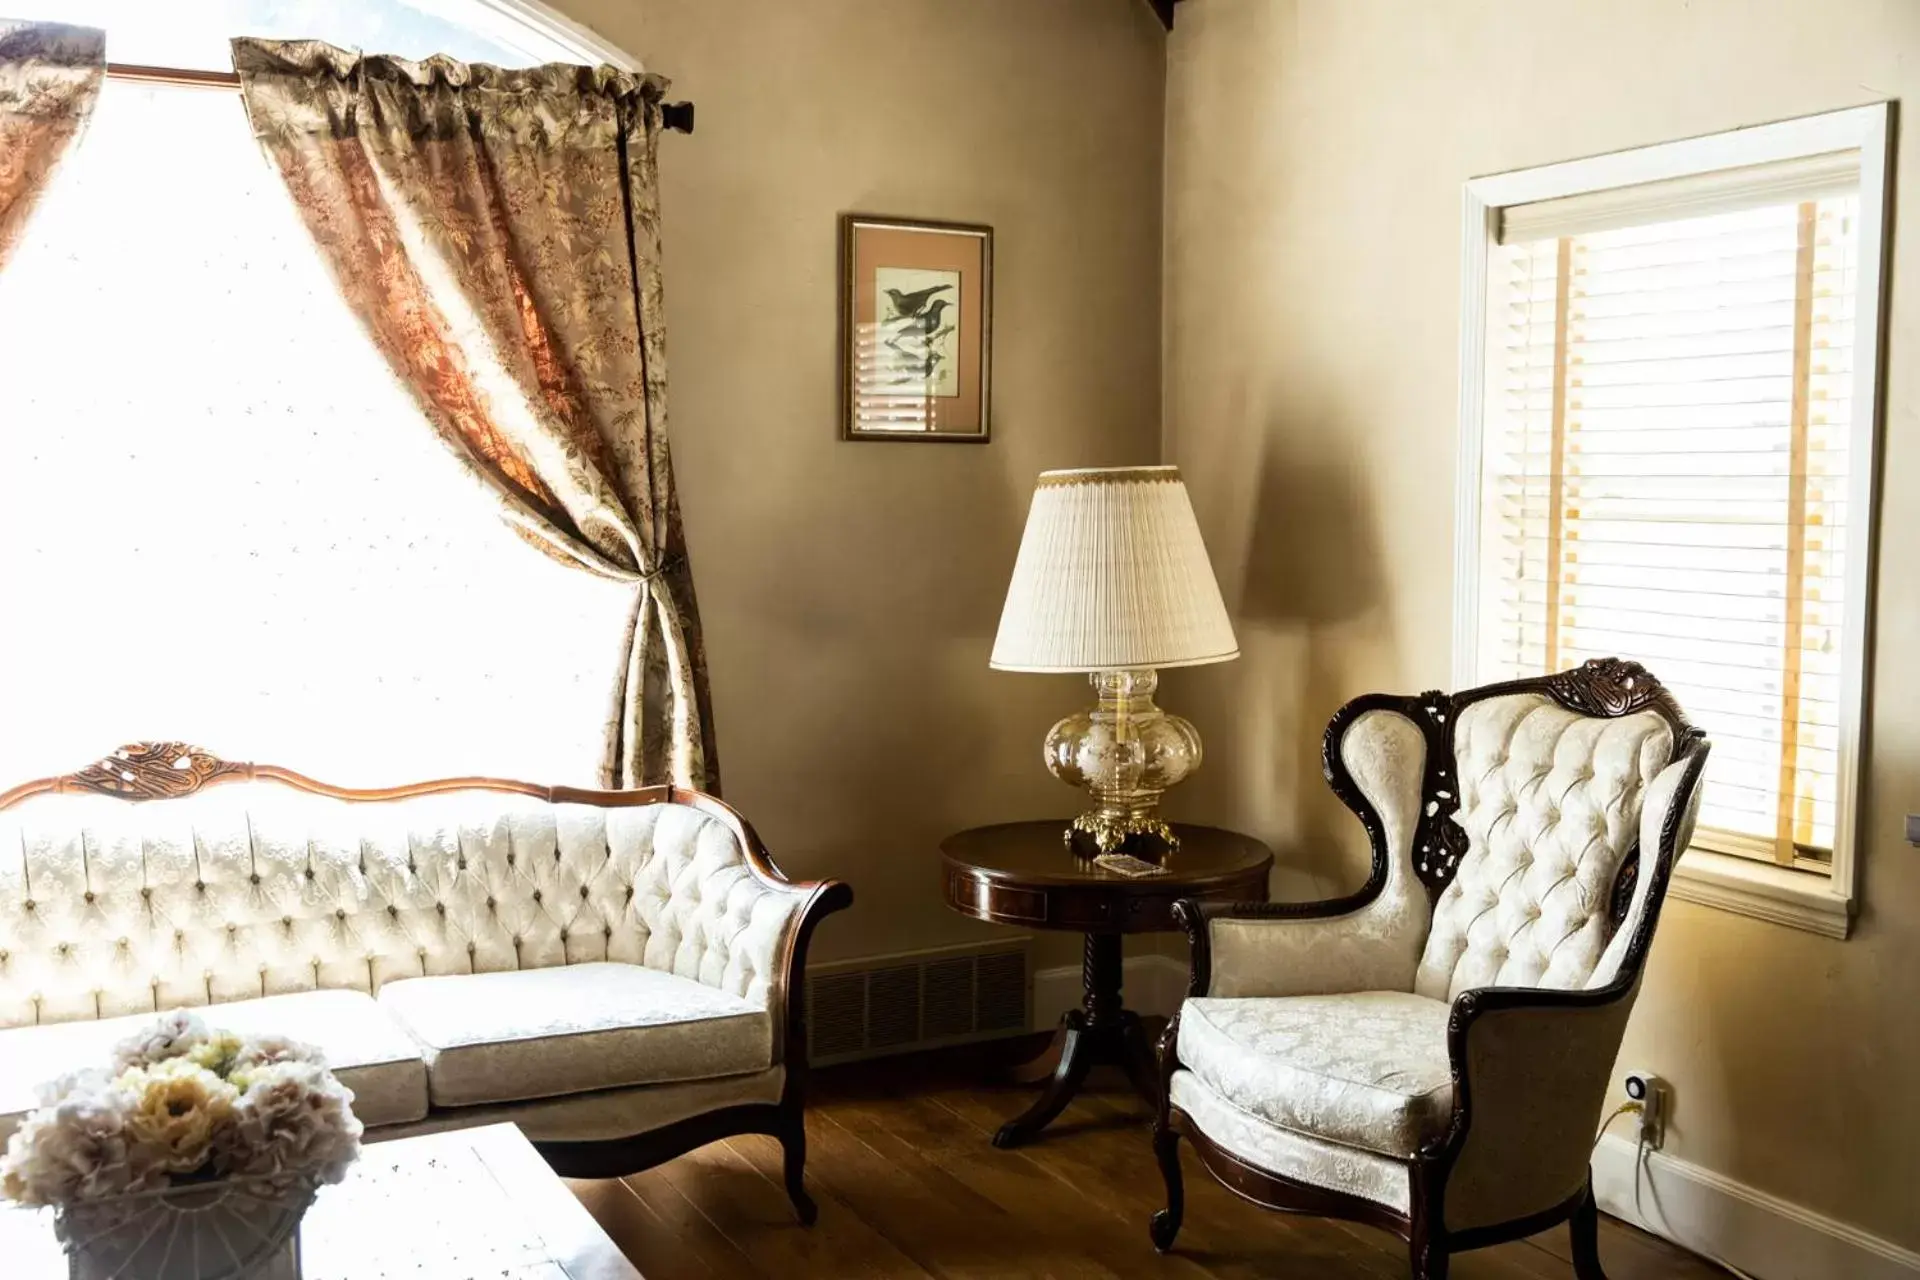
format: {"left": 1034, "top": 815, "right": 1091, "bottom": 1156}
{"left": 0, "top": 1011, "right": 361, "bottom": 1278}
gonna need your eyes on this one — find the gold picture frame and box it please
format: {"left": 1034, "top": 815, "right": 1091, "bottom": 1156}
{"left": 840, "top": 214, "right": 993, "bottom": 442}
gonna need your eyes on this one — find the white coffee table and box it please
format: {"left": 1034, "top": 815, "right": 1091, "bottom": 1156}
{"left": 0, "top": 1123, "right": 641, "bottom": 1279}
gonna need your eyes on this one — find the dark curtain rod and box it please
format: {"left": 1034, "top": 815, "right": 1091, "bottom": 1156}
{"left": 661, "top": 101, "right": 695, "bottom": 134}
{"left": 105, "top": 63, "right": 696, "bottom": 134}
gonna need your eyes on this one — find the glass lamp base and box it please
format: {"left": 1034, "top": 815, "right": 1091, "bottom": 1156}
{"left": 1043, "top": 669, "right": 1202, "bottom": 856}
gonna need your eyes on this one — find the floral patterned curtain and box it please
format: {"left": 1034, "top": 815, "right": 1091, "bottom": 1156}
{"left": 0, "top": 21, "right": 104, "bottom": 269}
{"left": 231, "top": 38, "right": 717, "bottom": 793}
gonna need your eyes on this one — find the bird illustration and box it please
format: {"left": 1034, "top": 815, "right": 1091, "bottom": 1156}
{"left": 889, "top": 298, "right": 952, "bottom": 338}
{"left": 885, "top": 320, "right": 956, "bottom": 381}
{"left": 883, "top": 284, "right": 953, "bottom": 321}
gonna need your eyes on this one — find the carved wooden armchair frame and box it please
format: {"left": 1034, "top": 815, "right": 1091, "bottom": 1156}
{"left": 0, "top": 744, "right": 854, "bottom": 1225}
{"left": 1150, "top": 660, "right": 1710, "bottom": 1279}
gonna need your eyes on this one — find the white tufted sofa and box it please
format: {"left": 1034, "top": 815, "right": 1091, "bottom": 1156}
{"left": 1151, "top": 660, "right": 1709, "bottom": 1280}
{"left": 0, "top": 746, "right": 851, "bottom": 1220}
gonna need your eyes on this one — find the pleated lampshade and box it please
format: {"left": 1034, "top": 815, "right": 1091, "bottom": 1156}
{"left": 991, "top": 466, "right": 1238, "bottom": 673}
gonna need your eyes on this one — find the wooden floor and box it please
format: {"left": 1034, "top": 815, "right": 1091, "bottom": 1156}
{"left": 568, "top": 1041, "right": 1726, "bottom": 1280}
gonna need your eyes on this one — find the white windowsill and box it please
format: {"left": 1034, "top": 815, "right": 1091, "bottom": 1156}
{"left": 1670, "top": 848, "right": 1853, "bottom": 939}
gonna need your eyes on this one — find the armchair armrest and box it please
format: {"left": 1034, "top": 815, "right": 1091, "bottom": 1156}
{"left": 1426, "top": 982, "right": 1638, "bottom": 1235}
{"left": 1174, "top": 893, "right": 1428, "bottom": 999}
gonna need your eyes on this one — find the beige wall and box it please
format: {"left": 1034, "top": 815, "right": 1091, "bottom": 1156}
{"left": 532, "top": 0, "right": 1920, "bottom": 1241}
{"left": 545, "top": 0, "right": 1169, "bottom": 968}
{"left": 1163, "top": 0, "right": 1920, "bottom": 1249}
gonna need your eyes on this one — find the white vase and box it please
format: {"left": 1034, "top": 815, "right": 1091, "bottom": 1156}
{"left": 59, "top": 1177, "right": 313, "bottom": 1280}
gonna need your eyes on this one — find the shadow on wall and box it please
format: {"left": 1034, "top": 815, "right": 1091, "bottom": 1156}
{"left": 1172, "top": 409, "right": 1395, "bottom": 899}
{"left": 1237, "top": 427, "right": 1386, "bottom": 628}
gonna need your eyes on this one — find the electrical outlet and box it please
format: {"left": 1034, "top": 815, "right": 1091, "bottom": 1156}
{"left": 1622, "top": 1069, "right": 1667, "bottom": 1149}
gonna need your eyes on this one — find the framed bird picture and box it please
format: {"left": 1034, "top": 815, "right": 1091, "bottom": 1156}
{"left": 840, "top": 214, "right": 993, "bottom": 442}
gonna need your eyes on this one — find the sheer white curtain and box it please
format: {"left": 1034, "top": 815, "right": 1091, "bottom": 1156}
{"left": 0, "top": 79, "right": 634, "bottom": 786}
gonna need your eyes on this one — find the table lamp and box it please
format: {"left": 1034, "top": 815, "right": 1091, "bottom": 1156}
{"left": 990, "top": 466, "right": 1238, "bottom": 853}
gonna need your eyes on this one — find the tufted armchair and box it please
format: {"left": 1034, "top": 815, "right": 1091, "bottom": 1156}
{"left": 1150, "top": 660, "right": 1708, "bottom": 1280}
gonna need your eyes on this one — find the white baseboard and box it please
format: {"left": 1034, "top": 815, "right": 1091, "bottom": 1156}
{"left": 1032, "top": 953, "right": 1187, "bottom": 1030}
{"left": 1593, "top": 1133, "right": 1920, "bottom": 1280}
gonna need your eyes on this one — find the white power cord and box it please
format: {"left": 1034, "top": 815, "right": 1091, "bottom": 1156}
{"left": 1592, "top": 1100, "right": 1642, "bottom": 1153}
{"left": 1610, "top": 1121, "right": 1761, "bottom": 1280}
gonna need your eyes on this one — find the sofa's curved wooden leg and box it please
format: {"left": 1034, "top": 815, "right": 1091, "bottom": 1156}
{"left": 1148, "top": 1119, "right": 1184, "bottom": 1252}
{"left": 780, "top": 1113, "right": 818, "bottom": 1226}
{"left": 1571, "top": 1179, "right": 1607, "bottom": 1279}
{"left": 1409, "top": 1238, "right": 1449, "bottom": 1280}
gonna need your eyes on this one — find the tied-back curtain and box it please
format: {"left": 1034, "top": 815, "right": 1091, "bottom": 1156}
{"left": 0, "top": 20, "right": 103, "bottom": 269}
{"left": 231, "top": 38, "right": 716, "bottom": 793}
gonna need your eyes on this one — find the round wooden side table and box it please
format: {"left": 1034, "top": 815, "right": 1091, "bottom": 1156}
{"left": 940, "top": 821, "right": 1272, "bottom": 1148}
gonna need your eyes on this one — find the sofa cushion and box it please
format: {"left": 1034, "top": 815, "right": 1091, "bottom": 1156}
{"left": 0, "top": 990, "right": 429, "bottom": 1141}
{"left": 375, "top": 1067, "right": 789, "bottom": 1145}
{"left": 1178, "top": 991, "right": 1453, "bottom": 1158}
{"left": 377, "top": 962, "right": 772, "bottom": 1108}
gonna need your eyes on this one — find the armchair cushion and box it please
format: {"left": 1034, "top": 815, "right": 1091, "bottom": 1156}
{"left": 1170, "top": 1070, "right": 1412, "bottom": 1213}
{"left": 1178, "top": 991, "right": 1453, "bottom": 1158}
{"left": 1415, "top": 694, "right": 1673, "bottom": 1003}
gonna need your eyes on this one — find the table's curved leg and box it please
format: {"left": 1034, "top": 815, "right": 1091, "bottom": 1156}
{"left": 1118, "top": 1010, "right": 1161, "bottom": 1103}
{"left": 1000, "top": 1024, "right": 1068, "bottom": 1085}
{"left": 993, "top": 1010, "right": 1093, "bottom": 1148}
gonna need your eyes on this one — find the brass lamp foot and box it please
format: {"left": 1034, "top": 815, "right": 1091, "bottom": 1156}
{"left": 1066, "top": 810, "right": 1181, "bottom": 854}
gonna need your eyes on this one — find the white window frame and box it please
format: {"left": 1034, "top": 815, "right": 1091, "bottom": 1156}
{"left": 424, "top": 0, "right": 640, "bottom": 67}
{"left": 1452, "top": 104, "right": 1894, "bottom": 938}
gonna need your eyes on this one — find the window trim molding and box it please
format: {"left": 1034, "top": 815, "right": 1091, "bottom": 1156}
{"left": 1452, "top": 103, "right": 1895, "bottom": 938}
{"left": 430, "top": 0, "right": 640, "bottom": 68}
{"left": 1666, "top": 848, "right": 1853, "bottom": 939}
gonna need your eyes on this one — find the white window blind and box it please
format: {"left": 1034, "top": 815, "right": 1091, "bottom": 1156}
{"left": 1476, "top": 155, "right": 1861, "bottom": 868}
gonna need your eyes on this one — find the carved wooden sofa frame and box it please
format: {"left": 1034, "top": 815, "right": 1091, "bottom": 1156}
{"left": 1151, "top": 660, "right": 1710, "bottom": 1279}
{"left": 0, "top": 744, "right": 854, "bottom": 1224}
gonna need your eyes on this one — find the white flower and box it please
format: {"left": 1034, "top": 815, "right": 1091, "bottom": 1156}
{"left": 185, "top": 1032, "right": 246, "bottom": 1078}
{"left": 217, "top": 1061, "right": 361, "bottom": 1187}
{"left": 230, "top": 1034, "right": 326, "bottom": 1071}
{"left": 110, "top": 1010, "right": 211, "bottom": 1073}
{"left": 33, "top": 1067, "right": 114, "bottom": 1108}
{"left": 0, "top": 1082, "right": 167, "bottom": 1206}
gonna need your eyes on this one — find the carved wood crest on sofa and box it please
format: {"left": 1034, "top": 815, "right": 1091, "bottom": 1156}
{"left": 1151, "top": 659, "right": 1710, "bottom": 1279}
{"left": 0, "top": 748, "right": 852, "bottom": 1223}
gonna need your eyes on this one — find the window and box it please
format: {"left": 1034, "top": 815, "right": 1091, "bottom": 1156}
{"left": 0, "top": 4, "right": 643, "bottom": 786}
{"left": 1456, "top": 106, "right": 1892, "bottom": 936}
{"left": 33, "top": 0, "right": 619, "bottom": 71}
